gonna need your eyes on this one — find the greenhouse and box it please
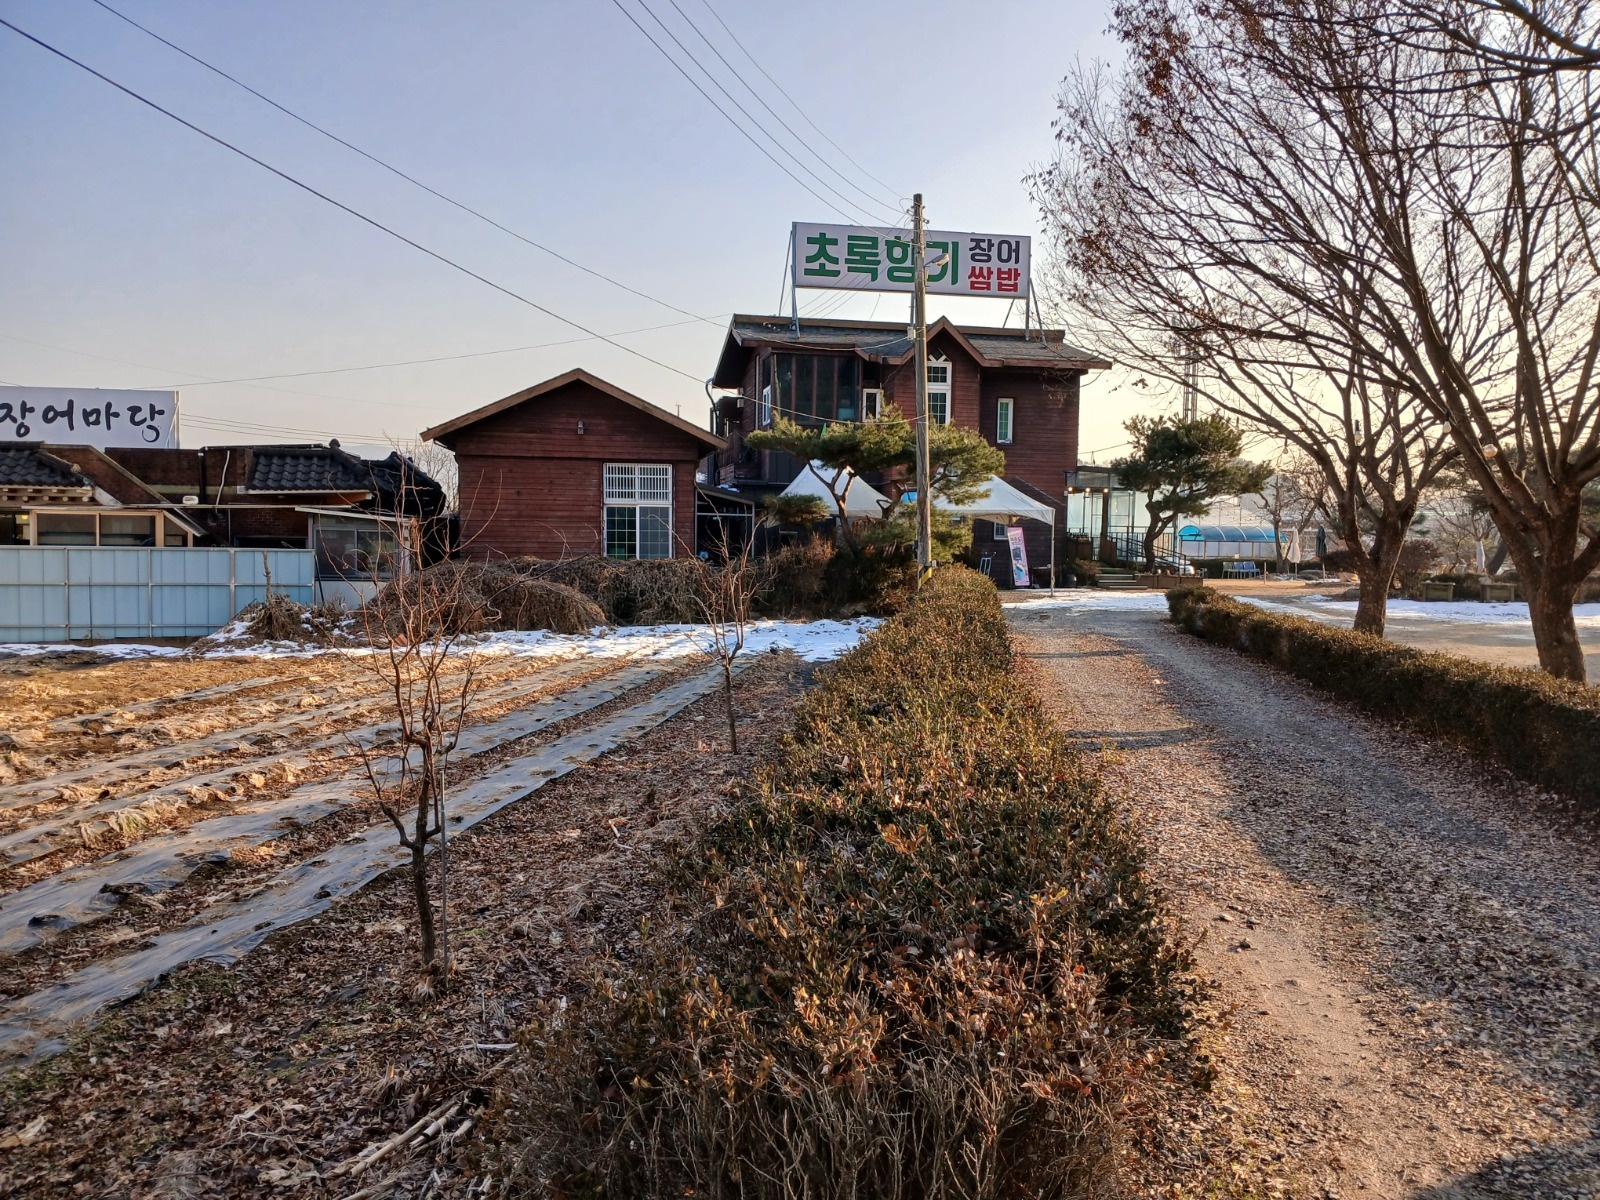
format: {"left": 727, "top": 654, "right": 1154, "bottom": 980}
{"left": 1176, "top": 523, "right": 1285, "bottom": 559}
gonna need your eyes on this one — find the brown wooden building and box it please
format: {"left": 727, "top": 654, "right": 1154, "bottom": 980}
{"left": 422, "top": 369, "right": 726, "bottom": 561}
{"left": 708, "top": 315, "right": 1109, "bottom": 580}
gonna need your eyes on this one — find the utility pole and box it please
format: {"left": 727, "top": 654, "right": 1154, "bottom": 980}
{"left": 912, "top": 192, "right": 932, "bottom": 582}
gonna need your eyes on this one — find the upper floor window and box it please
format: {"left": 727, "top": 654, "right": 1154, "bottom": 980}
{"left": 996, "top": 397, "right": 1014, "bottom": 444}
{"left": 774, "top": 354, "right": 861, "bottom": 425}
{"left": 927, "top": 357, "right": 952, "bottom": 425}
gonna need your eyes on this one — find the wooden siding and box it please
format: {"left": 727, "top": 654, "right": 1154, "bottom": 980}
{"left": 980, "top": 369, "right": 1079, "bottom": 495}
{"left": 446, "top": 379, "right": 704, "bottom": 559}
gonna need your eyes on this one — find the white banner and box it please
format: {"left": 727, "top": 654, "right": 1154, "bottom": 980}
{"left": 0, "top": 387, "right": 178, "bottom": 449}
{"left": 792, "top": 222, "right": 1030, "bottom": 297}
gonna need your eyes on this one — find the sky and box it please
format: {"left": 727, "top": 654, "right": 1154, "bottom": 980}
{"left": 0, "top": 0, "right": 1139, "bottom": 461}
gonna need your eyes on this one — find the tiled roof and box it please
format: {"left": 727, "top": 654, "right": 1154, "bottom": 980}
{"left": 717, "top": 316, "right": 1109, "bottom": 385}
{"left": 730, "top": 319, "right": 915, "bottom": 357}
{"left": 965, "top": 332, "right": 1104, "bottom": 365}
{"left": 0, "top": 445, "right": 89, "bottom": 489}
{"left": 247, "top": 446, "right": 372, "bottom": 493}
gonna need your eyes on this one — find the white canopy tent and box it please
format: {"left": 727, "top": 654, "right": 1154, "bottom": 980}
{"left": 931, "top": 475, "right": 1058, "bottom": 594}
{"left": 780, "top": 462, "right": 893, "bottom": 519}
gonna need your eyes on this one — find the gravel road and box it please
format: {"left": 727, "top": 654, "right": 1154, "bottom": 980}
{"left": 1011, "top": 602, "right": 1600, "bottom": 1199}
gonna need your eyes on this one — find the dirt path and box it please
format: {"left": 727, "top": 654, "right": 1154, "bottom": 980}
{"left": 1011, "top": 603, "right": 1600, "bottom": 1198}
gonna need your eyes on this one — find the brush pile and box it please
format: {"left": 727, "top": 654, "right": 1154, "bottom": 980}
{"left": 521, "top": 556, "right": 712, "bottom": 625}
{"left": 360, "top": 561, "right": 605, "bottom": 638}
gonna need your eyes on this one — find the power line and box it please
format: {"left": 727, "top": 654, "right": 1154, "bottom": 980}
{"left": 0, "top": 15, "right": 706, "bottom": 385}
{"left": 662, "top": 0, "right": 898, "bottom": 218}
{"left": 0, "top": 330, "right": 388, "bottom": 407}
{"left": 608, "top": 0, "right": 874, "bottom": 226}
{"left": 140, "top": 316, "right": 722, "bottom": 389}
{"left": 697, "top": 0, "right": 903, "bottom": 204}
{"left": 630, "top": 0, "right": 879, "bottom": 224}
{"left": 182, "top": 414, "right": 393, "bottom": 443}
{"left": 632, "top": 0, "right": 888, "bottom": 224}
{"left": 84, "top": 0, "right": 721, "bottom": 329}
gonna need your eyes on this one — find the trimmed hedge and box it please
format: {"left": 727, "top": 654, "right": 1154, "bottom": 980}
{"left": 486, "top": 568, "right": 1194, "bottom": 1198}
{"left": 1168, "top": 587, "right": 1600, "bottom": 807}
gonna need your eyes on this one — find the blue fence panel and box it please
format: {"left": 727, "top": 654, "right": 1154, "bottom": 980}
{"left": 0, "top": 547, "right": 318, "bottom": 643}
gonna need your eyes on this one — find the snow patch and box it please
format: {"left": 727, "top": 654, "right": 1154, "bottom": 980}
{"left": 1005, "top": 590, "right": 1174, "bottom": 613}
{"left": 1237, "top": 594, "right": 1600, "bottom": 628}
{"left": 462, "top": 618, "right": 880, "bottom": 664}
{"left": 196, "top": 617, "right": 881, "bottom": 663}
{"left": 0, "top": 642, "right": 185, "bottom": 660}
{"left": 1, "top": 618, "right": 882, "bottom": 665}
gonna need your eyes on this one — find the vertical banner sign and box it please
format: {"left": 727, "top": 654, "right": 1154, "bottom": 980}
{"left": 0, "top": 387, "right": 178, "bottom": 449}
{"left": 1006, "top": 525, "right": 1031, "bottom": 587}
{"left": 792, "top": 223, "right": 1030, "bottom": 297}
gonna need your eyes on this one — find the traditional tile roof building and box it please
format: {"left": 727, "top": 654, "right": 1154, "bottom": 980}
{"left": 0, "top": 442, "right": 445, "bottom": 558}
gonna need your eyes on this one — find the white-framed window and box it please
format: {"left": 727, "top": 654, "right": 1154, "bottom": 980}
{"left": 927, "top": 357, "right": 952, "bottom": 425}
{"left": 759, "top": 385, "right": 773, "bottom": 429}
{"left": 996, "top": 396, "right": 1014, "bottom": 444}
{"left": 30, "top": 510, "right": 188, "bottom": 548}
{"left": 604, "top": 463, "right": 673, "bottom": 559}
{"left": 862, "top": 388, "right": 883, "bottom": 420}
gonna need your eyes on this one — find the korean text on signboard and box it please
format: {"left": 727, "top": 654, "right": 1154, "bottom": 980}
{"left": 792, "top": 222, "right": 1030, "bottom": 298}
{"left": 0, "top": 387, "right": 178, "bottom": 450}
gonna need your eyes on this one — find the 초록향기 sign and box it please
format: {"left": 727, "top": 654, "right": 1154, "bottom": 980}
{"left": 0, "top": 387, "right": 178, "bottom": 450}
{"left": 792, "top": 222, "right": 1030, "bottom": 298}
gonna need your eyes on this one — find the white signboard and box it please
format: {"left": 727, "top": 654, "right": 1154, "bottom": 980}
{"left": 0, "top": 387, "right": 178, "bottom": 449}
{"left": 1006, "top": 525, "right": 1031, "bottom": 587}
{"left": 792, "top": 222, "right": 1030, "bottom": 297}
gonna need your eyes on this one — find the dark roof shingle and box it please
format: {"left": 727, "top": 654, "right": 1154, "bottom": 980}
{"left": 0, "top": 445, "right": 90, "bottom": 489}
{"left": 247, "top": 447, "right": 372, "bottom": 493}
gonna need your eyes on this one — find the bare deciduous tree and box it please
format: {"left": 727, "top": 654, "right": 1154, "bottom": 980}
{"left": 689, "top": 530, "right": 767, "bottom": 754}
{"left": 1258, "top": 454, "right": 1330, "bottom": 575}
{"left": 1034, "top": 0, "right": 1600, "bottom": 672}
{"left": 342, "top": 464, "right": 479, "bottom": 984}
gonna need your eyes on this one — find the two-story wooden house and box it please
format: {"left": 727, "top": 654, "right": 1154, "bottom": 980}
{"left": 708, "top": 315, "right": 1109, "bottom": 580}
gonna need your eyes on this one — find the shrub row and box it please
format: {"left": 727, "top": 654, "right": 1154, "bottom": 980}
{"left": 1168, "top": 587, "right": 1600, "bottom": 808}
{"left": 485, "top": 568, "right": 1193, "bottom": 1198}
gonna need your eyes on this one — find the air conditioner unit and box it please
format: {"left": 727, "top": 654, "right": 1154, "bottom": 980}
{"left": 862, "top": 388, "right": 884, "bottom": 420}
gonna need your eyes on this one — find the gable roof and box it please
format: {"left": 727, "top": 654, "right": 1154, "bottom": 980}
{"left": 712, "top": 315, "right": 1110, "bottom": 387}
{"left": 421, "top": 368, "right": 725, "bottom": 451}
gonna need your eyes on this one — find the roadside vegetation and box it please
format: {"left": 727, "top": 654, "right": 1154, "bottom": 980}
{"left": 1169, "top": 586, "right": 1600, "bottom": 808}
{"left": 483, "top": 568, "right": 1200, "bottom": 1198}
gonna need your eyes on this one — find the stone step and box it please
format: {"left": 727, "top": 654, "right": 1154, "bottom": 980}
{"left": 1098, "top": 570, "right": 1141, "bottom": 590}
